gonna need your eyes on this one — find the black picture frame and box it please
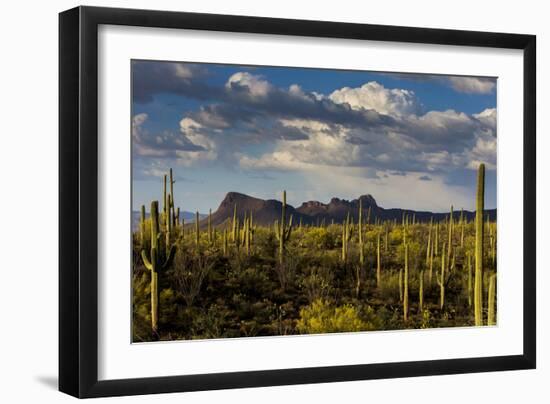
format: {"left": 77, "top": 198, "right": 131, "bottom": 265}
{"left": 59, "top": 6, "right": 536, "bottom": 398}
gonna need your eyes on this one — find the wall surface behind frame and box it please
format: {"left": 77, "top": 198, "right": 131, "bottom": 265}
{"left": 0, "top": 0, "right": 545, "bottom": 403}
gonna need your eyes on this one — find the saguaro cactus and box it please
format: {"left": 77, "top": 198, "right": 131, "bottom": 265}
{"left": 429, "top": 224, "right": 435, "bottom": 283}
{"left": 435, "top": 221, "right": 439, "bottom": 256}
{"left": 426, "top": 218, "right": 432, "bottom": 266}
{"left": 437, "top": 242, "right": 446, "bottom": 309}
{"left": 474, "top": 163, "right": 485, "bottom": 326}
{"left": 232, "top": 204, "right": 238, "bottom": 244}
{"left": 447, "top": 205, "right": 453, "bottom": 272}
{"left": 460, "top": 208, "right": 465, "bottom": 248}
{"left": 222, "top": 228, "right": 228, "bottom": 256}
{"left": 376, "top": 231, "right": 381, "bottom": 288}
{"left": 169, "top": 168, "right": 176, "bottom": 227}
{"left": 419, "top": 269, "right": 424, "bottom": 313}
{"left": 195, "top": 211, "right": 200, "bottom": 248}
{"left": 275, "top": 190, "right": 293, "bottom": 265}
{"left": 358, "top": 199, "right": 365, "bottom": 266}
{"left": 403, "top": 243, "right": 409, "bottom": 321}
{"left": 208, "top": 209, "right": 213, "bottom": 244}
{"left": 243, "top": 214, "right": 252, "bottom": 255}
{"left": 399, "top": 265, "right": 403, "bottom": 302}
{"left": 488, "top": 273, "right": 497, "bottom": 325}
{"left": 341, "top": 212, "right": 352, "bottom": 262}
{"left": 139, "top": 205, "right": 146, "bottom": 246}
{"left": 141, "top": 201, "right": 176, "bottom": 338}
{"left": 165, "top": 194, "right": 172, "bottom": 254}
{"left": 467, "top": 252, "right": 473, "bottom": 307}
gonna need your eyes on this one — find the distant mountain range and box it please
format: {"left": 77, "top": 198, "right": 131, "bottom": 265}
{"left": 132, "top": 210, "right": 206, "bottom": 231}
{"left": 133, "top": 192, "right": 496, "bottom": 231}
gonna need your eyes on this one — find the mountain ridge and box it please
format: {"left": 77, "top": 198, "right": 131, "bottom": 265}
{"left": 199, "top": 192, "right": 496, "bottom": 228}
{"left": 133, "top": 192, "right": 496, "bottom": 230}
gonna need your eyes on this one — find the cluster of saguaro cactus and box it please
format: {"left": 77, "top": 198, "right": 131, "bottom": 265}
{"left": 140, "top": 201, "right": 177, "bottom": 338}
{"left": 341, "top": 212, "right": 353, "bottom": 262}
{"left": 274, "top": 190, "right": 293, "bottom": 265}
{"left": 134, "top": 164, "right": 497, "bottom": 338}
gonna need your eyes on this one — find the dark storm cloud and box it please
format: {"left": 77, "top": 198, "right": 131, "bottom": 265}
{"left": 132, "top": 61, "right": 223, "bottom": 103}
{"left": 381, "top": 72, "right": 496, "bottom": 94}
{"left": 132, "top": 113, "right": 206, "bottom": 158}
{"left": 134, "top": 61, "right": 399, "bottom": 131}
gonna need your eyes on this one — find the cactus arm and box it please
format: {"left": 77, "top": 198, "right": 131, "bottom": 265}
{"left": 274, "top": 220, "right": 280, "bottom": 241}
{"left": 162, "top": 245, "right": 177, "bottom": 271}
{"left": 141, "top": 250, "right": 153, "bottom": 271}
{"left": 285, "top": 214, "right": 293, "bottom": 240}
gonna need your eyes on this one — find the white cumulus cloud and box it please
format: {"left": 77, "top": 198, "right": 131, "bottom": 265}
{"left": 448, "top": 77, "right": 496, "bottom": 94}
{"left": 225, "top": 72, "right": 272, "bottom": 98}
{"left": 329, "top": 81, "right": 421, "bottom": 117}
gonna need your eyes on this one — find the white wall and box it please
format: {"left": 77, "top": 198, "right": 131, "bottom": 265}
{"left": 0, "top": 0, "right": 546, "bottom": 402}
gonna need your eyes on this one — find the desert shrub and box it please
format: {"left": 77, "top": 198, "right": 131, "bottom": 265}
{"left": 190, "top": 304, "right": 231, "bottom": 339}
{"left": 300, "top": 227, "right": 336, "bottom": 250}
{"left": 378, "top": 271, "right": 402, "bottom": 302}
{"left": 298, "top": 266, "right": 334, "bottom": 303}
{"left": 172, "top": 250, "right": 214, "bottom": 307}
{"left": 158, "top": 288, "right": 178, "bottom": 332}
{"left": 296, "top": 299, "right": 377, "bottom": 334}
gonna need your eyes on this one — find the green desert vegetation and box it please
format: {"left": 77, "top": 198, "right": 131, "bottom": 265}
{"left": 132, "top": 164, "right": 497, "bottom": 342}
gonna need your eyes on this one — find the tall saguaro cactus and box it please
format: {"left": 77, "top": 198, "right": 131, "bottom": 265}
{"left": 460, "top": 208, "right": 465, "bottom": 248}
{"left": 376, "top": 231, "right": 381, "bottom": 288}
{"left": 165, "top": 194, "right": 172, "bottom": 254}
{"left": 341, "top": 212, "right": 352, "bottom": 262}
{"left": 426, "top": 218, "right": 432, "bottom": 266}
{"left": 403, "top": 243, "right": 409, "bottom": 321}
{"left": 474, "top": 164, "right": 485, "bottom": 326}
{"left": 275, "top": 190, "right": 293, "bottom": 265}
{"left": 208, "top": 209, "right": 213, "bottom": 244}
{"left": 447, "top": 205, "right": 453, "bottom": 272}
{"left": 232, "top": 204, "right": 238, "bottom": 245}
{"left": 195, "top": 211, "right": 200, "bottom": 248}
{"left": 169, "top": 168, "right": 176, "bottom": 227}
{"left": 437, "top": 242, "right": 446, "bottom": 309}
{"left": 419, "top": 269, "right": 424, "bottom": 313}
{"left": 358, "top": 199, "right": 365, "bottom": 266}
{"left": 141, "top": 201, "right": 176, "bottom": 338}
{"left": 488, "top": 273, "right": 496, "bottom": 326}
{"left": 467, "top": 252, "right": 473, "bottom": 307}
{"left": 139, "top": 205, "right": 146, "bottom": 246}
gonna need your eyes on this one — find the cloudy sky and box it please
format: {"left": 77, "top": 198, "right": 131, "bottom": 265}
{"left": 132, "top": 60, "right": 497, "bottom": 213}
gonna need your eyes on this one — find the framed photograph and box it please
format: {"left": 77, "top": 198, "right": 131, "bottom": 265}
{"left": 59, "top": 6, "right": 536, "bottom": 398}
